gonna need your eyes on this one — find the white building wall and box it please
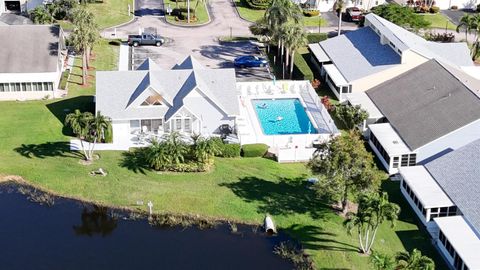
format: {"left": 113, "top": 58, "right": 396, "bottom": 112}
{"left": 309, "top": 0, "right": 386, "bottom": 11}
{"left": 112, "top": 120, "right": 130, "bottom": 145}
{"left": 0, "top": 71, "right": 61, "bottom": 101}
{"left": 183, "top": 93, "right": 235, "bottom": 135}
{"left": 416, "top": 119, "right": 480, "bottom": 163}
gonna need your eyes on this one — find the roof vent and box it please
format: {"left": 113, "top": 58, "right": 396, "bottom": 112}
{"left": 392, "top": 140, "right": 399, "bottom": 144}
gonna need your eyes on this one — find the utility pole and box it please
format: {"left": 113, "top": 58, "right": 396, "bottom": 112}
{"left": 187, "top": 0, "right": 190, "bottom": 24}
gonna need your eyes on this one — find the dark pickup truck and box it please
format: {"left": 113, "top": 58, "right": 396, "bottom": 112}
{"left": 127, "top": 33, "right": 165, "bottom": 47}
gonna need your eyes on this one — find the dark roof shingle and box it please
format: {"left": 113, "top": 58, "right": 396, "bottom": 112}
{"left": 366, "top": 60, "right": 480, "bottom": 150}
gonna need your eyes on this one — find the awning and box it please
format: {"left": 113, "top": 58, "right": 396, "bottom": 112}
{"left": 345, "top": 92, "right": 383, "bottom": 119}
{"left": 369, "top": 123, "right": 412, "bottom": 156}
{"left": 308, "top": 43, "right": 330, "bottom": 63}
{"left": 435, "top": 216, "right": 480, "bottom": 269}
{"left": 323, "top": 64, "right": 348, "bottom": 86}
{"left": 399, "top": 166, "right": 454, "bottom": 208}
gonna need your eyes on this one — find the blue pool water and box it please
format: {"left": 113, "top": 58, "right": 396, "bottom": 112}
{"left": 252, "top": 98, "right": 317, "bottom": 135}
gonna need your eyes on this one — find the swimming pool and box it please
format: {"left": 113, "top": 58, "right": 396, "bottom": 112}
{"left": 252, "top": 98, "right": 317, "bottom": 135}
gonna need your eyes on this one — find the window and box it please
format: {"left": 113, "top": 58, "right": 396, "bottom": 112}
{"left": 175, "top": 119, "right": 182, "bottom": 131}
{"left": 409, "top": 154, "right": 417, "bottom": 166}
{"left": 389, "top": 41, "right": 396, "bottom": 48}
{"left": 34, "top": 83, "right": 43, "bottom": 91}
{"left": 130, "top": 120, "right": 140, "bottom": 132}
{"left": 393, "top": 156, "right": 399, "bottom": 168}
{"left": 25, "top": 83, "right": 32, "bottom": 91}
{"left": 13, "top": 83, "right": 20, "bottom": 92}
{"left": 151, "top": 119, "right": 163, "bottom": 133}
{"left": 184, "top": 118, "right": 191, "bottom": 133}
{"left": 369, "top": 132, "right": 391, "bottom": 166}
{"left": 401, "top": 180, "right": 406, "bottom": 189}
{"left": 401, "top": 155, "right": 409, "bottom": 167}
{"left": 141, "top": 94, "right": 163, "bottom": 106}
{"left": 21, "top": 83, "right": 27, "bottom": 91}
{"left": 0, "top": 83, "right": 7, "bottom": 92}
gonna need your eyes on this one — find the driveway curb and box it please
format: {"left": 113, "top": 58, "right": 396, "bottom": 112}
{"left": 102, "top": 0, "right": 137, "bottom": 32}
{"left": 163, "top": 1, "right": 213, "bottom": 28}
{"left": 231, "top": 0, "right": 256, "bottom": 23}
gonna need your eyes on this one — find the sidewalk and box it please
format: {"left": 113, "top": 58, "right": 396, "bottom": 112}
{"left": 119, "top": 43, "right": 130, "bottom": 71}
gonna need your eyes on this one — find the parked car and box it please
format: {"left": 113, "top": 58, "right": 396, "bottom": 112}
{"left": 234, "top": 56, "right": 268, "bottom": 68}
{"left": 346, "top": 7, "right": 363, "bottom": 22}
{"left": 128, "top": 33, "right": 165, "bottom": 47}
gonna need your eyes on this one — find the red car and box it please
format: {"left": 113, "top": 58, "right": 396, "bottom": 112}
{"left": 346, "top": 7, "right": 363, "bottom": 22}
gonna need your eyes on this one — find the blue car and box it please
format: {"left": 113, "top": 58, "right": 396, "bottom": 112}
{"left": 234, "top": 55, "right": 268, "bottom": 68}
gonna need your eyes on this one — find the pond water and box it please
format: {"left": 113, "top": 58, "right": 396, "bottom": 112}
{"left": 0, "top": 184, "right": 293, "bottom": 270}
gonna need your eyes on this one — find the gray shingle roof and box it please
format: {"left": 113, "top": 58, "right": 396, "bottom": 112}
{"left": 96, "top": 57, "right": 239, "bottom": 121}
{"left": 0, "top": 25, "right": 62, "bottom": 73}
{"left": 319, "top": 27, "right": 401, "bottom": 82}
{"left": 366, "top": 14, "right": 473, "bottom": 67}
{"left": 425, "top": 139, "right": 480, "bottom": 234}
{"left": 366, "top": 59, "right": 480, "bottom": 150}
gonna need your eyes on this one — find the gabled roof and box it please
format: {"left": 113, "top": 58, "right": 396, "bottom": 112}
{"left": 365, "top": 13, "right": 473, "bottom": 67}
{"left": 173, "top": 55, "right": 205, "bottom": 70}
{"left": 136, "top": 58, "right": 162, "bottom": 71}
{"left": 426, "top": 139, "right": 480, "bottom": 235}
{"left": 0, "top": 25, "right": 62, "bottom": 73}
{"left": 96, "top": 57, "right": 239, "bottom": 121}
{"left": 319, "top": 26, "right": 401, "bottom": 82}
{"left": 367, "top": 59, "right": 480, "bottom": 150}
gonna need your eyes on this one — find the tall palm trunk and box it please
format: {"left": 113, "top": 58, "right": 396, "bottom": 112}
{"left": 82, "top": 51, "right": 87, "bottom": 85}
{"left": 289, "top": 50, "right": 295, "bottom": 79}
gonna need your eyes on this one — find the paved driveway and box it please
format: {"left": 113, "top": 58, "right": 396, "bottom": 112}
{"left": 135, "top": 0, "right": 164, "bottom": 16}
{"left": 0, "top": 13, "right": 32, "bottom": 25}
{"left": 441, "top": 9, "right": 477, "bottom": 25}
{"left": 104, "top": 0, "right": 271, "bottom": 80}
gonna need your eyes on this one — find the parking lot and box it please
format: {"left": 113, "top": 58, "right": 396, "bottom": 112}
{"left": 130, "top": 39, "right": 272, "bottom": 81}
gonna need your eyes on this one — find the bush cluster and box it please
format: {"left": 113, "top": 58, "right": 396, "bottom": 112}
{"left": 303, "top": 10, "right": 320, "bottom": 17}
{"left": 241, "top": 143, "right": 268, "bottom": 157}
{"left": 306, "top": 33, "right": 328, "bottom": 43}
{"left": 429, "top": 6, "right": 440, "bottom": 13}
{"left": 211, "top": 137, "right": 241, "bottom": 157}
{"left": 245, "top": 0, "right": 271, "bottom": 9}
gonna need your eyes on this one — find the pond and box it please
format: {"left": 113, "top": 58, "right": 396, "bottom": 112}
{"left": 0, "top": 183, "right": 294, "bottom": 270}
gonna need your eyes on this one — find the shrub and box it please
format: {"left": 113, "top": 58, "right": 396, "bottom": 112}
{"left": 450, "top": 5, "right": 458, "bottom": 9}
{"left": 245, "top": 0, "right": 271, "bottom": 9}
{"left": 429, "top": 6, "right": 440, "bottom": 13}
{"left": 293, "top": 52, "right": 314, "bottom": 81}
{"left": 303, "top": 10, "right": 320, "bottom": 17}
{"left": 424, "top": 32, "right": 455, "bottom": 42}
{"left": 167, "top": 162, "right": 208, "bottom": 172}
{"left": 59, "top": 70, "right": 69, "bottom": 90}
{"left": 103, "top": 123, "right": 113, "bottom": 143}
{"left": 242, "top": 143, "right": 268, "bottom": 157}
{"left": 221, "top": 143, "right": 241, "bottom": 157}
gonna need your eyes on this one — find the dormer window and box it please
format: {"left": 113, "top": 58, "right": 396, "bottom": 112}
{"left": 141, "top": 93, "right": 163, "bottom": 106}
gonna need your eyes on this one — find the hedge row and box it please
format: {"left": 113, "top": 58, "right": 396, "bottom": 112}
{"left": 245, "top": 0, "right": 271, "bottom": 9}
{"left": 241, "top": 143, "right": 269, "bottom": 157}
{"left": 211, "top": 138, "right": 241, "bottom": 158}
{"left": 303, "top": 10, "right": 320, "bottom": 17}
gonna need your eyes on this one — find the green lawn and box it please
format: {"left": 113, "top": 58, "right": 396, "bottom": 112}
{"left": 418, "top": 13, "right": 457, "bottom": 30}
{"left": 233, "top": 0, "right": 327, "bottom": 26}
{"left": 58, "top": 0, "right": 134, "bottom": 30}
{"left": 164, "top": 0, "right": 209, "bottom": 25}
{"left": 0, "top": 39, "right": 447, "bottom": 269}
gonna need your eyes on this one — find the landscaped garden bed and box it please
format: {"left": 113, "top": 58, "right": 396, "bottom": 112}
{"left": 164, "top": 0, "right": 210, "bottom": 25}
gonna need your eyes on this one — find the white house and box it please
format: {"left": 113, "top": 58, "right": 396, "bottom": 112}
{"left": 363, "top": 59, "right": 480, "bottom": 174}
{"left": 0, "top": 25, "right": 66, "bottom": 101}
{"left": 398, "top": 139, "right": 480, "bottom": 270}
{"left": 95, "top": 56, "right": 240, "bottom": 149}
{"left": 308, "top": 13, "right": 473, "bottom": 101}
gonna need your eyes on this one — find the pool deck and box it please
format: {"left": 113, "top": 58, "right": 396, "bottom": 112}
{"left": 236, "top": 80, "right": 339, "bottom": 162}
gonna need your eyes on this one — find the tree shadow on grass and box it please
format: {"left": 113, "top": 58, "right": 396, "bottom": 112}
{"left": 46, "top": 95, "right": 95, "bottom": 136}
{"left": 14, "top": 141, "right": 82, "bottom": 159}
{"left": 119, "top": 149, "right": 151, "bottom": 175}
{"left": 284, "top": 223, "right": 359, "bottom": 253}
{"left": 220, "top": 176, "right": 330, "bottom": 220}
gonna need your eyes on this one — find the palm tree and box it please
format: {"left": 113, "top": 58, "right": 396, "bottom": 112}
{"left": 335, "top": 0, "right": 346, "bottom": 36}
{"left": 370, "top": 251, "right": 395, "bottom": 270}
{"left": 163, "top": 132, "right": 187, "bottom": 165}
{"left": 65, "top": 109, "right": 93, "bottom": 160}
{"left": 69, "top": 7, "right": 98, "bottom": 85}
{"left": 192, "top": 137, "right": 220, "bottom": 163}
{"left": 456, "top": 14, "right": 477, "bottom": 44}
{"left": 86, "top": 112, "right": 111, "bottom": 160}
{"left": 395, "top": 249, "right": 435, "bottom": 270}
{"left": 344, "top": 192, "right": 400, "bottom": 254}
{"left": 145, "top": 139, "right": 171, "bottom": 170}
{"left": 265, "top": 0, "right": 302, "bottom": 62}
{"left": 30, "top": 6, "right": 55, "bottom": 24}
{"left": 249, "top": 18, "right": 272, "bottom": 52}
{"left": 283, "top": 24, "right": 307, "bottom": 79}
